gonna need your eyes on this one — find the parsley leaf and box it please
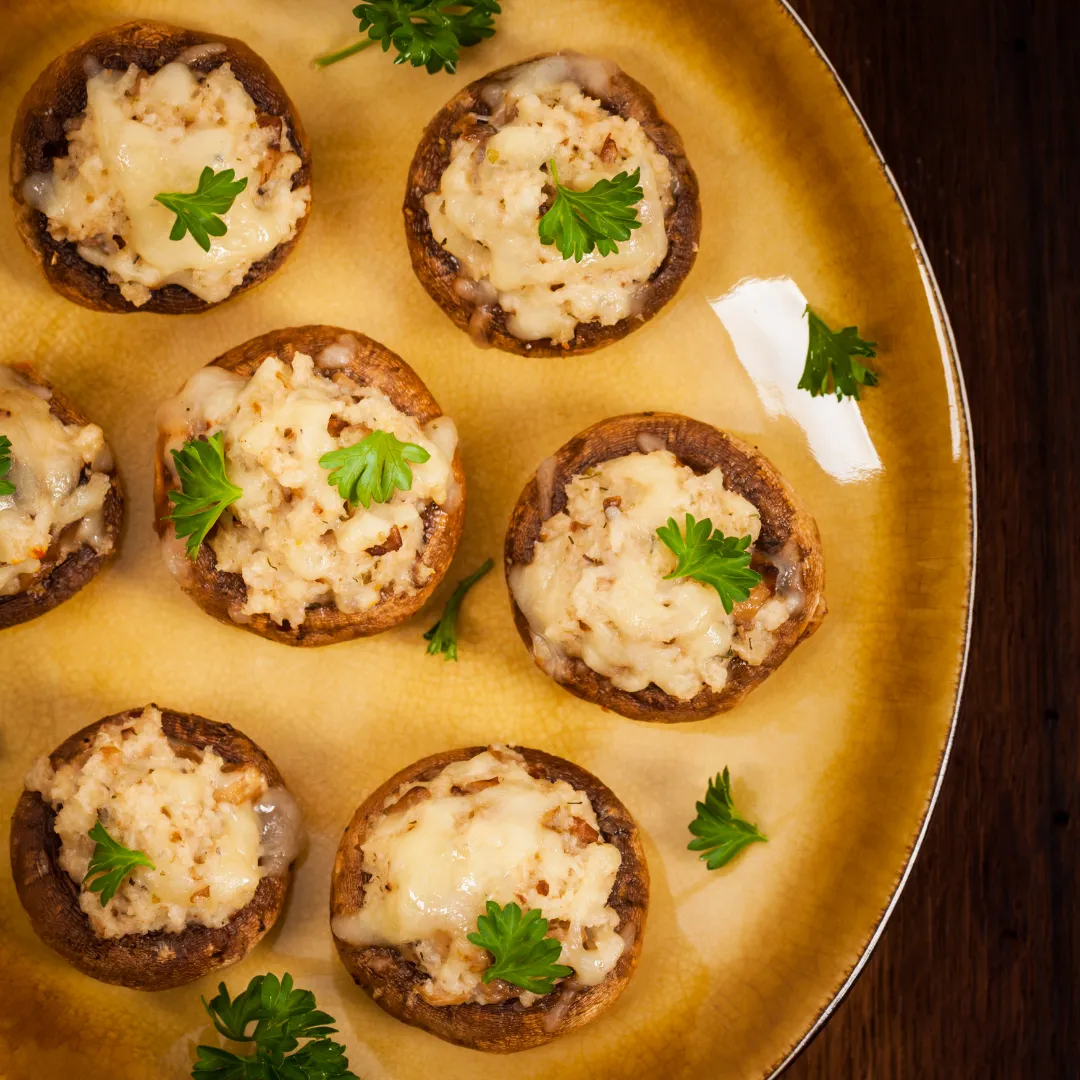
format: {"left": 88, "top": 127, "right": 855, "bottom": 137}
{"left": 83, "top": 821, "right": 155, "bottom": 907}
{"left": 467, "top": 900, "right": 574, "bottom": 995}
{"left": 155, "top": 167, "right": 248, "bottom": 253}
{"left": 688, "top": 767, "right": 767, "bottom": 870}
{"left": 195, "top": 973, "right": 357, "bottom": 1080}
{"left": 0, "top": 435, "right": 14, "bottom": 496}
{"left": 656, "top": 513, "right": 763, "bottom": 615}
{"left": 538, "top": 158, "right": 643, "bottom": 262}
{"left": 424, "top": 557, "right": 493, "bottom": 660}
{"left": 320, "top": 429, "right": 430, "bottom": 508}
{"left": 165, "top": 432, "right": 243, "bottom": 560}
{"left": 798, "top": 305, "right": 878, "bottom": 401}
{"left": 316, "top": 0, "right": 502, "bottom": 72}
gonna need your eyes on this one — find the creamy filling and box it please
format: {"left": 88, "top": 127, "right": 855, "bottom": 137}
{"left": 25, "top": 60, "right": 309, "bottom": 307}
{"left": 332, "top": 747, "right": 625, "bottom": 1007}
{"left": 510, "top": 450, "right": 796, "bottom": 700}
{"left": 0, "top": 366, "right": 113, "bottom": 597}
{"left": 423, "top": 54, "right": 674, "bottom": 344}
{"left": 25, "top": 706, "right": 303, "bottom": 939}
{"left": 156, "top": 343, "right": 459, "bottom": 628}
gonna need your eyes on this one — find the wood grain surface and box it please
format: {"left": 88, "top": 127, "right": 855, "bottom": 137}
{"left": 785, "top": 1, "right": 1079, "bottom": 1077}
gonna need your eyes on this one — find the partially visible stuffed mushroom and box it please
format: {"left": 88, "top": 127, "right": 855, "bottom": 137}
{"left": 0, "top": 365, "right": 123, "bottom": 630}
{"left": 331, "top": 745, "right": 648, "bottom": 1052}
{"left": 153, "top": 325, "right": 466, "bottom": 646}
{"left": 405, "top": 52, "right": 701, "bottom": 356}
{"left": 9, "top": 705, "right": 304, "bottom": 990}
{"left": 505, "top": 413, "right": 827, "bottom": 722}
{"left": 10, "top": 21, "right": 311, "bottom": 314}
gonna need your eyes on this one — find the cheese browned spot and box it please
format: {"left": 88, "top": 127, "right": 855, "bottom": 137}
{"left": 423, "top": 55, "right": 674, "bottom": 344}
{"left": 156, "top": 350, "right": 459, "bottom": 628}
{"left": 25, "top": 706, "right": 303, "bottom": 939}
{"left": 332, "top": 747, "right": 625, "bottom": 1007}
{"left": 24, "top": 61, "right": 309, "bottom": 307}
{"left": 0, "top": 366, "right": 113, "bottom": 597}
{"left": 510, "top": 450, "right": 800, "bottom": 700}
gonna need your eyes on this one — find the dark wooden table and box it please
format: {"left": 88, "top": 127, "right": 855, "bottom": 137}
{"left": 782, "top": 2, "right": 1078, "bottom": 1077}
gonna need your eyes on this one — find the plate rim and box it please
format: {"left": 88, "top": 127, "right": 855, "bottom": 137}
{"left": 765, "top": 2, "right": 978, "bottom": 1075}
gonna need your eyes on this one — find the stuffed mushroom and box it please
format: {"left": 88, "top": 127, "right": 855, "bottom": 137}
{"left": 404, "top": 52, "right": 701, "bottom": 356}
{"left": 9, "top": 705, "right": 303, "bottom": 990}
{"left": 331, "top": 745, "right": 648, "bottom": 1052}
{"left": 505, "top": 413, "right": 827, "bottom": 722}
{"left": 154, "top": 325, "right": 466, "bottom": 646}
{"left": 0, "top": 365, "right": 123, "bottom": 630}
{"left": 11, "top": 21, "right": 311, "bottom": 314}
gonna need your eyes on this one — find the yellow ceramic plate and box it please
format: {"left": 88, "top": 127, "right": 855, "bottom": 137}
{"left": 0, "top": 1, "right": 974, "bottom": 1077}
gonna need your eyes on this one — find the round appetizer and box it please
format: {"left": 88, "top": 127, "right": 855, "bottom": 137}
{"left": 330, "top": 745, "right": 648, "bottom": 1052}
{"left": 0, "top": 365, "right": 123, "bottom": 630}
{"left": 404, "top": 52, "right": 701, "bottom": 356}
{"left": 154, "top": 325, "right": 465, "bottom": 646}
{"left": 505, "top": 413, "right": 827, "bottom": 722}
{"left": 11, "top": 21, "right": 311, "bottom": 314}
{"left": 9, "top": 704, "right": 303, "bottom": 990}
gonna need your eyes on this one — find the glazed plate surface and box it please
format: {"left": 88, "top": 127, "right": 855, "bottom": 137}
{"left": 0, "top": 1, "right": 973, "bottom": 1077}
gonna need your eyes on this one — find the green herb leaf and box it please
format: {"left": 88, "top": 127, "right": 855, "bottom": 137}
{"left": 196, "top": 973, "right": 357, "bottom": 1080}
{"left": 165, "top": 432, "right": 243, "bottom": 560}
{"left": 155, "top": 166, "right": 248, "bottom": 253}
{"left": 319, "top": 429, "right": 430, "bottom": 508}
{"left": 798, "top": 305, "right": 878, "bottom": 401}
{"left": 0, "top": 435, "right": 14, "bottom": 496}
{"left": 656, "top": 513, "right": 763, "bottom": 614}
{"left": 538, "top": 158, "right": 643, "bottom": 261}
{"left": 316, "top": 0, "right": 501, "bottom": 72}
{"left": 83, "top": 821, "right": 155, "bottom": 907}
{"left": 688, "top": 767, "right": 767, "bottom": 870}
{"left": 424, "top": 557, "right": 493, "bottom": 660}
{"left": 467, "top": 900, "right": 574, "bottom": 995}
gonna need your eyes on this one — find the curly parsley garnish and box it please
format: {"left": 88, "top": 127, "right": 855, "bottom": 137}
{"left": 688, "top": 768, "right": 767, "bottom": 870}
{"left": 320, "top": 429, "right": 430, "bottom": 508}
{"left": 798, "top": 305, "right": 878, "bottom": 401}
{"left": 656, "top": 513, "right": 763, "bottom": 615}
{"left": 165, "top": 432, "right": 243, "bottom": 560}
{"left": 83, "top": 822, "right": 155, "bottom": 907}
{"left": 424, "top": 557, "right": 493, "bottom": 660}
{"left": 316, "top": 0, "right": 502, "bottom": 72}
{"left": 193, "top": 972, "right": 357, "bottom": 1079}
{"left": 0, "top": 435, "right": 14, "bottom": 496}
{"left": 538, "top": 159, "right": 643, "bottom": 262}
{"left": 155, "top": 167, "right": 248, "bottom": 253}
{"left": 467, "top": 901, "right": 573, "bottom": 995}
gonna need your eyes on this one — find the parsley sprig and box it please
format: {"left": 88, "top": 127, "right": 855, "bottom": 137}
{"left": 538, "top": 159, "right": 643, "bottom": 262}
{"left": 155, "top": 167, "right": 248, "bottom": 253}
{"left": 656, "top": 513, "right": 763, "bottom": 614}
{"left": 688, "top": 768, "right": 767, "bottom": 870}
{"left": 316, "top": 0, "right": 501, "bottom": 72}
{"left": 424, "top": 557, "right": 493, "bottom": 660}
{"left": 193, "top": 973, "right": 357, "bottom": 1079}
{"left": 467, "top": 901, "right": 573, "bottom": 995}
{"left": 0, "top": 435, "right": 14, "bottom": 496}
{"left": 83, "top": 821, "right": 155, "bottom": 907}
{"left": 165, "top": 432, "right": 243, "bottom": 560}
{"left": 320, "top": 429, "right": 430, "bottom": 508}
{"left": 799, "top": 305, "right": 878, "bottom": 401}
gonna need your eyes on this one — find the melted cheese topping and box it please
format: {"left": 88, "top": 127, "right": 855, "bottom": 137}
{"left": 25, "top": 707, "right": 281, "bottom": 939}
{"left": 156, "top": 347, "right": 458, "bottom": 628}
{"left": 509, "top": 450, "right": 796, "bottom": 699}
{"left": 332, "top": 748, "right": 625, "bottom": 1007}
{"left": 25, "top": 61, "right": 309, "bottom": 307}
{"left": 0, "top": 366, "right": 113, "bottom": 597}
{"left": 423, "top": 55, "right": 674, "bottom": 344}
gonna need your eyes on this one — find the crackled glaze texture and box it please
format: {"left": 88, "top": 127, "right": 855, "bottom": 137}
{"left": 0, "top": 1, "right": 972, "bottom": 1078}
